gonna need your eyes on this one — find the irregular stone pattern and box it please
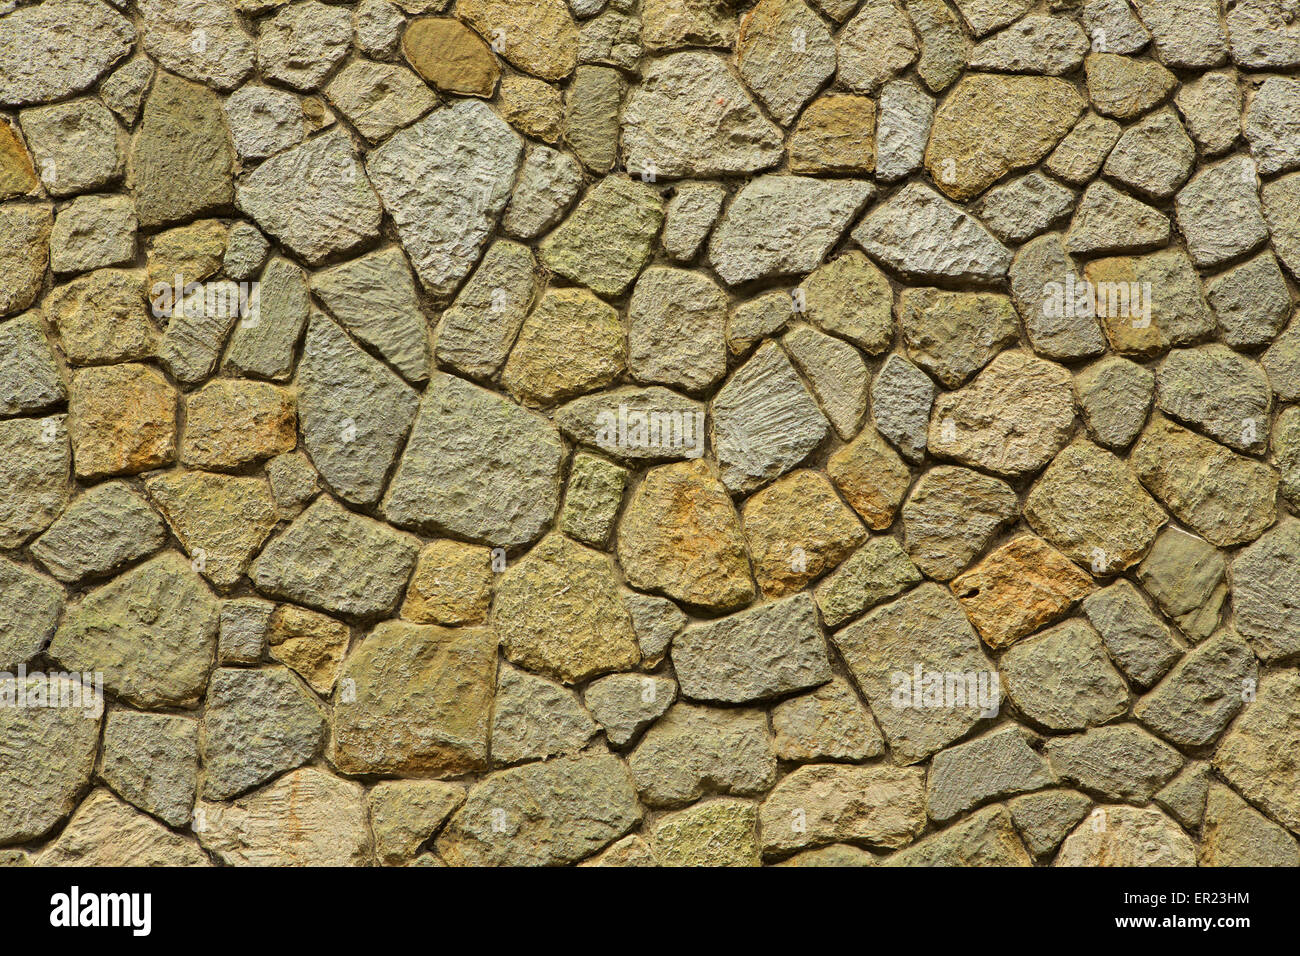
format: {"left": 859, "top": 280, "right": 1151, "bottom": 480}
{"left": 3, "top": 0, "right": 1296, "bottom": 870}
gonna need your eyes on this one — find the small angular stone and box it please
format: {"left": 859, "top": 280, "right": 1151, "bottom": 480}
{"left": 899, "top": 287, "right": 1019, "bottom": 388}
{"left": 628, "top": 704, "right": 775, "bottom": 807}
{"left": 875, "top": 79, "right": 934, "bottom": 181}
{"left": 653, "top": 800, "right": 760, "bottom": 867}
{"left": 560, "top": 452, "right": 627, "bottom": 548}
{"left": 1131, "top": 0, "right": 1228, "bottom": 67}
{"left": 1231, "top": 518, "right": 1300, "bottom": 662}
{"left": 884, "top": 804, "right": 1032, "bottom": 866}
{"left": 1055, "top": 804, "right": 1195, "bottom": 866}
{"left": 331, "top": 619, "right": 495, "bottom": 776}
{"left": 1175, "top": 70, "right": 1242, "bottom": 156}
{"left": 832, "top": 583, "right": 996, "bottom": 764}
{"left": 258, "top": 1, "right": 352, "bottom": 91}
{"left": 100, "top": 711, "right": 198, "bottom": 828}
{"left": 266, "top": 604, "right": 349, "bottom": 695}
{"left": 837, "top": 0, "right": 917, "bottom": 92}
{"left": 798, "top": 251, "right": 893, "bottom": 355}
{"left": 1134, "top": 629, "right": 1255, "bottom": 747}
{"left": 1008, "top": 233, "right": 1107, "bottom": 362}
{"left": 252, "top": 497, "right": 420, "bottom": 620}
{"left": 223, "top": 257, "right": 310, "bottom": 381}
{"left": 1008, "top": 789, "right": 1092, "bottom": 858}
{"left": 1045, "top": 725, "right": 1184, "bottom": 803}
{"left": 0, "top": 313, "right": 66, "bottom": 416}
{"left": 1065, "top": 180, "right": 1170, "bottom": 256}
{"left": 789, "top": 95, "right": 877, "bottom": 175}
{"left": 927, "top": 725, "right": 1054, "bottom": 823}
{"left": 999, "top": 620, "right": 1129, "bottom": 731}
{"left": 709, "top": 176, "right": 873, "bottom": 286}
{"left": 326, "top": 60, "right": 437, "bottom": 142}
{"left": 1156, "top": 344, "right": 1270, "bottom": 452}
{"left": 1205, "top": 252, "right": 1291, "bottom": 349}
{"left": 969, "top": 15, "right": 1089, "bottom": 74}
{"left": 661, "top": 182, "right": 726, "bottom": 262}
{"left": 355, "top": 0, "right": 405, "bottom": 58}
{"left": 434, "top": 240, "right": 541, "bottom": 381}
{"left": 771, "top": 676, "right": 884, "bottom": 762}
{"left": 622, "top": 592, "right": 687, "bottom": 661}
{"left": 872, "top": 354, "right": 934, "bottom": 463}
{"left": 219, "top": 597, "right": 273, "bottom": 665}
{"left": 491, "top": 663, "right": 598, "bottom": 765}
{"left": 735, "top": 0, "right": 837, "bottom": 125}
{"left": 457, "top": 0, "right": 579, "bottom": 81}
{"left": 138, "top": 0, "right": 253, "bottom": 91}
{"left": 1215, "top": 670, "right": 1300, "bottom": 833}
{"left": 674, "top": 593, "right": 832, "bottom": 704}
{"left": 907, "top": 0, "right": 970, "bottom": 93}
{"left": 951, "top": 535, "right": 1095, "bottom": 649}
{"left": 40, "top": 790, "right": 207, "bottom": 867}
{"left": 402, "top": 17, "right": 499, "bottom": 96}
{"left": 1080, "top": 0, "right": 1149, "bottom": 53}
{"left": 49, "top": 194, "right": 135, "bottom": 273}
{"left": 20, "top": 97, "right": 123, "bottom": 197}
{"left": 0, "top": 203, "right": 52, "bottom": 318}
{"left": 182, "top": 380, "right": 295, "bottom": 471}
{"left": 902, "top": 465, "right": 1018, "bottom": 581}
{"left": 495, "top": 74, "right": 563, "bottom": 143}
{"left": 502, "top": 146, "right": 584, "bottom": 240}
{"left": 1244, "top": 77, "right": 1300, "bottom": 175}
{"left": 782, "top": 325, "right": 868, "bottom": 440}
{"left": 1175, "top": 155, "right": 1269, "bottom": 269}
{"left": 539, "top": 175, "right": 664, "bottom": 298}
{"left": 1081, "top": 581, "right": 1182, "bottom": 688}
{"left": 585, "top": 673, "right": 676, "bottom": 747}
{"left": 31, "top": 481, "right": 167, "bottom": 583}
{"left": 1136, "top": 527, "right": 1228, "bottom": 641}
{"left": 953, "top": 0, "right": 1032, "bottom": 35}
{"left": 760, "top": 763, "right": 926, "bottom": 854}
{"left": 1045, "top": 112, "right": 1121, "bottom": 183}
{"left": 1103, "top": 108, "right": 1195, "bottom": 200}
{"left": 1155, "top": 761, "right": 1210, "bottom": 829}
{"left": 0, "top": 0, "right": 135, "bottom": 107}
{"left": 827, "top": 426, "right": 911, "bottom": 531}
{"left": 503, "top": 287, "right": 624, "bottom": 406}
{"left": 852, "top": 182, "right": 1011, "bottom": 282}
{"left": 1202, "top": 782, "right": 1300, "bottom": 867}
{"left": 1130, "top": 415, "right": 1277, "bottom": 548}
{"left": 1074, "top": 357, "right": 1154, "bottom": 449}
{"left": 627, "top": 267, "right": 727, "bottom": 393}
{"left": 1084, "top": 248, "right": 1216, "bottom": 357}
{"left": 223, "top": 85, "right": 307, "bottom": 161}
{"left": 69, "top": 364, "right": 175, "bottom": 480}
{"left": 0, "top": 557, "right": 63, "bottom": 671}
{"left": 369, "top": 781, "right": 465, "bottom": 866}
{"left": 813, "top": 537, "right": 923, "bottom": 628}
{"left": 565, "top": 65, "right": 622, "bottom": 172}
{"left": 400, "top": 541, "right": 493, "bottom": 628}
{"left": 973, "top": 173, "right": 1074, "bottom": 245}
{"left": 1084, "top": 52, "right": 1176, "bottom": 120}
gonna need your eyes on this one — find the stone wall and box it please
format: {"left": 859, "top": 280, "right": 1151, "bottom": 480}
{"left": 1, "top": 0, "right": 1299, "bottom": 866}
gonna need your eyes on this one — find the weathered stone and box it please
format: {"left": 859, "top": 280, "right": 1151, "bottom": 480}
{"left": 1085, "top": 52, "right": 1177, "bottom": 120}
{"left": 100, "top": 711, "right": 197, "bottom": 828}
{"left": 130, "top": 73, "right": 233, "bottom": 228}
{"left": 925, "top": 74, "right": 1082, "bottom": 202}
{"left": 621, "top": 592, "right": 687, "bottom": 661}
{"left": 0, "top": 119, "right": 37, "bottom": 201}
{"left": 661, "top": 182, "right": 726, "bottom": 262}
{"left": 872, "top": 355, "right": 933, "bottom": 463}
{"left": 952, "top": 536, "right": 1095, "bottom": 650}
{"left": 495, "top": 74, "right": 564, "bottom": 143}
{"left": 558, "top": 386, "right": 709, "bottom": 464}
{"left": 579, "top": 834, "right": 658, "bottom": 867}
{"left": 202, "top": 667, "right": 325, "bottom": 800}
{"left": 1130, "top": 415, "right": 1277, "bottom": 548}
{"left": 999, "top": 620, "right": 1129, "bottom": 732}
{"left": 1073, "top": 357, "right": 1155, "bottom": 450}
{"left": 652, "top": 799, "right": 759, "bottom": 867}
{"left": 736, "top": 0, "right": 836, "bottom": 125}
{"left": 1244, "top": 77, "right": 1300, "bottom": 175}
{"left": 326, "top": 60, "right": 437, "bottom": 142}
{"left": 0, "top": 313, "right": 65, "bottom": 416}
{"left": 355, "top": 0, "right": 406, "bottom": 58}
{"left": 770, "top": 676, "right": 884, "bottom": 762}
{"left": 0, "top": 674, "right": 101, "bottom": 843}
{"left": 197, "top": 768, "right": 370, "bottom": 866}
{"left": 220, "top": 598, "right": 272, "bottom": 665}
{"left": 1065, "top": 180, "right": 1169, "bottom": 256}
{"left": 641, "top": 0, "right": 736, "bottom": 49}
{"left": 1263, "top": 173, "right": 1300, "bottom": 280}
{"left": 0, "top": 203, "right": 51, "bottom": 318}
{"left": 1175, "top": 155, "right": 1269, "bottom": 269}
{"left": 907, "top": 0, "right": 969, "bottom": 93}
{"left": 384, "top": 373, "right": 563, "bottom": 547}
{"left": 761, "top": 764, "right": 925, "bottom": 855}
{"left": 927, "top": 726, "right": 1053, "bottom": 823}
{"left": 223, "top": 257, "right": 309, "bottom": 381}
{"left": 728, "top": 290, "right": 794, "bottom": 355}
{"left": 331, "top": 619, "right": 494, "bottom": 776}
{"left": 711, "top": 342, "right": 830, "bottom": 494}
{"left": 627, "top": 267, "right": 727, "bottom": 393}
{"left": 402, "top": 17, "right": 500, "bottom": 96}
{"left": 146, "top": 471, "right": 277, "bottom": 590}
{"left": 369, "top": 781, "right": 465, "bottom": 865}
{"left": 252, "top": 497, "right": 420, "bottom": 619}
{"left": 0, "top": 415, "right": 67, "bottom": 550}
{"left": 35, "top": 481, "right": 165, "bottom": 589}
{"left": 1206, "top": 252, "right": 1291, "bottom": 350}
{"left": 494, "top": 533, "right": 638, "bottom": 683}
{"left": 628, "top": 703, "right": 774, "bottom": 807}
{"left": 266, "top": 451, "right": 319, "bottom": 517}
{"left": 69, "top": 364, "right": 174, "bottom": 480}
{"left": 1155, "top": 761, "right": 1210, "bottom": 829}
{"left": 1045, "top": 725, "right": 1184, "bottom": 802}
{"left": 585, "top": 673, "right": 676, "bottom": 747}
{"left": 1202, "top": 782, "right": 1300, "bottom": 867}
{"left": 297, "top": 313, "right": 418, "bottom": 507}
{"left": 1025, "top": 439, "right": 1167, "bottom": 572}
{"left": 435, "top": 240, "right": 541, "bottom": 380}
{"left": 0, "top": 0, "right": 135, "bottom": 107}
{"left": 902, "top": 466, "right": 1018, "bottom": 581}
{"left": 798, "top": 252, "right": 893, "bottom": 355}
{"left": 1231, "top": 519, "right": 1300, "bottom": 662}
{"left": 1081, "top": 581, "right": 1182, "bottom": 688}
{"left": 1174, "top": 69, "right": 1241, "bottom": 156}
{"left": 267, "top": 604, "right": 349, "bottom": 694}
{"left": 565, "top": 65, "right": 622, "bottom": 172}
{"left": 1084, "top": 248, "right": 1216, "bottom": 357}
{"left": 1008, "top": 233, "right": 1107, "bottom": 362}
{"left": 502, "top": 146, "right": 583, "bottom": 240}
{"left": 539, "top": 175, "right": 663, "bottom": 298}
{"left": 674, "top": 593, "right": 830, "bottom": 704}
{"left": 181, "top": 380, "right": 294, "bottom": 472}
{"left": 1215, "top": 670, "right": 1300, "bottom": 833}
{"left": 222, "top": 85, "right": 307, "bottom": 161}
{"left": 139, "top": 0, "right": 253, "bottom": 90}
{"left": 504, "top": 287, "right": 625, "bottom": 405}
{"left": 875, "top": 79, "right": 934, "bottom": 180}
{"left": 709, "top": 176, "right": 872, "bottom": 286}
{"left": 973, "top": 173, "right": 1074, "bottom": 245}
{"left": 622, "top": 52, "right": 782, "bottom": 177}
{"left": 776, "top": 844, "right": 877, "bottom": 866}
{"left": 827, "top": 427, "right": 911, "bottom": 532}
{"left": 578, "top": 6, "right": 642, "bottom": 69}
{"left": 832, "top": 583, "right": 996, "bottom": 764}
{"left": 50, "top": 194, "right": 135, "bottom": 273}
{"left": 1007, "top": 789, "right": 1092, "bottom": 858}
{"left": 814, "top": 537, "right": 923, "bottom": 629}
{"left": 1134, "top": 629, "right": 1254, "bottom": 748}
{"left": 40, "top": 790, "right": 207, "bottom": 867}
{"left": 239, "top": 129, "right": 383, "bottom": 266}
{"left": 790, "top": 95, "right": 876, "bottom": 175}
{"left": 1045, "top": 111, "right": 1122, "bottom": 184}
{"left": 899, "top": 287, "right": 1019, "bottom": 388}
{"left": 1055, "top": 804, "right": 1195, "bottom": 866}
{"left": 928, "top": 350, "right": 1074, "bottom": 477}
{"left": 258, "top": 1, "right": 352, "bottom": 91}
{"left": 457, "top": 0, "right": 579, "bottom": 81}
{"left": 970, "top": 14, "right": 1087, "bottom": 73}
{"left": 1137, "top": 527, "right": 1228, "bottom": 641}
{"left": 1157, "top": 345, "right": 1270, "bottom": 453}
{"left": 48, "top": 552, "right": 219, "bottom": 708}
{"left": 0, "top": 557, "right": 62, "bottom": 670}
{"left": 157, "top": 279, "right": 244, "bottom": 385}
{"left": 492, "top": 663, "right": 597, "bottom": 765}
{"left": 852, "top": 182, "right": 1011, "bottom": 282}
{"left": 402, "top": 540, "right": 493, "bottom": 626}
{"left": 884, "top": 804, "right": 1032, "bottom": 866}
{"left": 560, "top": 452, "right": 627, "bottom": 548}
{"left": 437, "top": 753, "right": 640, "bottom": 866}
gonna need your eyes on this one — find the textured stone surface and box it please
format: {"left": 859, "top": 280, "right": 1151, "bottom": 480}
{"left": 882, "top": 805, "right": 1032, "bottom": 866}
{"left": 926, "top": 725, "right": 1053, "bottom": 823}
{"left": 0, "top": 415, "right": 70, "bottom": 548}
{"left": 540, "top": 175, "right": 663, "bottom": 298}
{"left": 40, "top": 790, "right": 207, "bottom": 867}
{"left": 1045, "top": 725, "right": 1183, "bottom": 803}
{"left": 760, "top": 764, "right": 926, "bottom": 854}
{"left": 491, "top": 663, "right": 597, "bottom": 764}
{"left": 0, "top": 0, "right": 135, "bottom": 107}
{"left": 1215, "top": 670, "right": 1300, "bottom": 833}
{"left": 1055, "top": 805, "right": 1195, "bottom": 866}
{"left": 999, "top": 620, "right": 1129, "bottom": 731}
{"left": 628, "top": 704, "right": 775, "bottom": 807}
{"left": 902, "top": 465, "right": 1018, "bottom": 581}
{"left": 31, "top": 483, "right": 163, "bottom": 584}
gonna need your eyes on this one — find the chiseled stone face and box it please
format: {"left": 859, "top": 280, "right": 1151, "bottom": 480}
{"left": 4, "top": 0, "right": 1298, "bottom": 869}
